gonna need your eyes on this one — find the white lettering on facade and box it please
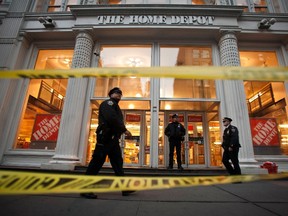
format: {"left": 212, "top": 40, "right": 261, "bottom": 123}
{"left": 96, "top": 15, "right": 215, "bottom": 25}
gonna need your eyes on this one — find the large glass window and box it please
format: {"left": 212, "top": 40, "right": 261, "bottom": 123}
{"left": 87, "top": 45, "right": 152, "bottom": 164}
{"left": 192, "top": 0, "right": 217, "bottom": 5}
{"left": 98, "top": 0, "right": 122, "bottom": 4}
{"left": 15, "top": 50, "right": 73, "bottom": 150}
{"left": 32, "top": 0, "right": 77, "bottom": 12}
{"left": 240, "top": 51, "right": 288, "bottom": 156}
{"left": 160, "top": 46, "right": 215, "bottom": 99}
{"left": 234, "top": 0, "right": 269, "bottom": 12}
{"left": 94, "top": 45, "right": 151, "bottom": 98}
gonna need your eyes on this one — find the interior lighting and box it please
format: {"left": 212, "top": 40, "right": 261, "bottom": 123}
{"left": 165, "top": 104, "right": 171, "bottom": 110}
{"left": 128, "top": 104, "right": 135, "bottom": 109}
{"left": 127, "top": 57, "right": 143, "bottom": 67}
{"left": 248, "top": 92, "right": 262, "bottom": 103}
{"left": 58, "top": 94, "right": 63, "bottom": 100}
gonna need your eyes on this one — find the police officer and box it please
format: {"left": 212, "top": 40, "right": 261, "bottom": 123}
{"left": 81, "top": 87, "right": 133, "bottom": 199}
{"left": 164, "top": 114, "right": 186, "bottom": 170}
{"left": 221, "top": 117, "right": 241, "bottom": 175}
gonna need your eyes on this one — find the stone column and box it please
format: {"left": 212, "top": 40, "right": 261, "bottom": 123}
{"left": 218, "top": 31, "right": 258, "bottom": 170}
{"left": 43, "top": 31, "right": 94, "bottom": 170}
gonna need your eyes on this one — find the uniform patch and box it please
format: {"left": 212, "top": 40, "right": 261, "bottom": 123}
{"left": 107, "top": 101, "right": 114, "bottom": 106}
{"left": 231, "top": 127, "right": 236, "bottom": 133}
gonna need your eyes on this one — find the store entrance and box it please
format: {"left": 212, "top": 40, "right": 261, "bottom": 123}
{"left": 164, "top": 112, "right": 207, "bottom": 168}
{"left": 121, "top": 111, "right": 148, "bottom": 167}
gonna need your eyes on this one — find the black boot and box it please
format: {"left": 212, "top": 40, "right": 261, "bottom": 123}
{"left": 80, "top": 193, "right": 98, "bottom": 199}
{"left": 122, "top": 190, "right": 135, "bottom": 196}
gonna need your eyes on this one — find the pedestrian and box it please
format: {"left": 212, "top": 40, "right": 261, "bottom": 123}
{"left": 80, "top": 87, "right": 134, "bottom": 199}
{"left": 164, "top": 114, "right": 186, "bottom": 170}
{"left": 221, "top": 117, "right": 242, "bottom": 175}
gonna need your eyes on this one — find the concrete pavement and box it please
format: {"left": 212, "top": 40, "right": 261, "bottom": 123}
{"left": 1, "top": 179, "right": 287, "bottom": 216}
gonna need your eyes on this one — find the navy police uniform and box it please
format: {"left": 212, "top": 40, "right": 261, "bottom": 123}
{"left": 221, "top": 118, "right": 241, "bottom": 175}
{"left": 81, "top": 87, "right": 134, "bottom": 199}
{"left": 85, "top": 97, "right": 127, "bottom": 176}
{"left": 164, "top": 114, "right": 186, "bottom": 170}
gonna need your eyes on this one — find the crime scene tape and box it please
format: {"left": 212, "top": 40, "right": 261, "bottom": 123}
{"left": 0, "top": 170, "right": 288, "bottom": 195}
{"left": 0, "top": 66, "right": 288, "bottom": 81}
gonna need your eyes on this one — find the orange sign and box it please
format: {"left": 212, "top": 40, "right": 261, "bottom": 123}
{"left": 126, "top": 114, "right": 141, "bottom": 122}
{"left": 188, "top": 115, "right": 202, "bottom": 122}
{"left": 31, "top": 114, "right": 61, "bottom": 141}
{"left": 250, "top": 118, "right": 280, "bottom": 146}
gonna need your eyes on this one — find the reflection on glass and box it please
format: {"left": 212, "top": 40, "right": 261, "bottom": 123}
{"left": 94, "top": 45, "right": 151, "bottom": 98}
{"left": 145, "top": 112, "right": 151, "bottom": 166}
{"left": 16, "top": 50, "right": 73, "bottom": 150}
{"left": 240, "top": 50, "right": 288, "bottom": 156}
{"left": 208, "top": 120, "right": 222, "bottom": 166}
{"left": 160, "top": 46, "right": 215, "bottom": 99}
{"left": 187, "top": 114, "right": 205, "bottom": 165}
{"left": 234, "top": 0, "right": 248, "bottom": 5}
{"left": 124, "top": 113, "right": 141, "bottom": 164}
{"left": 158, "top": 112, "right": 165, "bottom": 165}
{"left": 253, "top": 0, "right": 268, "bottom": 12}
{"left": 192, "top": 0, "right": 216, "bottom": 5}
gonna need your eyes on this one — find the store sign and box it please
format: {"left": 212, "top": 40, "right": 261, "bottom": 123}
{"left": 126, "top": 114, "right": 141, "bottom": 122}
{"left": 31, "top": 114, "right": 61, "bottom": 142}
{"left": 95, "top": 15, "right": 214, "bottom": 26}
{"left": 188, "top": 115, "right": 202, "bottom": 122}
{"left": 250, "top": 118, "right": 280, "bottom": 146}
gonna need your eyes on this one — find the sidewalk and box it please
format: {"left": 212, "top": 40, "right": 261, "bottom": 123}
{"left": 1, "top": 179, "right": 287, "bottom": 216}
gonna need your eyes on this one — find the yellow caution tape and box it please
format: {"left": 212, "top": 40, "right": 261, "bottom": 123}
{"left": 0, "top": 66, "right": 288, "bottom": 81}
{"left": 0, "top": 171, "right": 288, "bottom": 195}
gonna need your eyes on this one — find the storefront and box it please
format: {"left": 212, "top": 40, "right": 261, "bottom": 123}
{"left": 0, "top": 0, "right": 288, "bottom": 171}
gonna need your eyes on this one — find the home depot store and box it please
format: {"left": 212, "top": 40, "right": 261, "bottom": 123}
{"left": 0, "top": 4, "right": 288, "bottom": 171}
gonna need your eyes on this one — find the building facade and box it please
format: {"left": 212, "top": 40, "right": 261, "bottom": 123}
{"left": 0, "top": 0, "right": 288, "bottom": 171}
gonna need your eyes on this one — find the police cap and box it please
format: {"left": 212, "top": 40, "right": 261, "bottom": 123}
{"left": 172, "top": 114, "right": 179, "bottom": 118}
{"left": 108, "top": 87, "right": 122, "bottom": 97}
{"left": 223, "top": 117, "right": 232, "bottom": 122}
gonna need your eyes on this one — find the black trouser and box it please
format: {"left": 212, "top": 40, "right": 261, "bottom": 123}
{"left": 86, "top": 136, "right": 124, "bottom": 176}
{"left": 169, "top": 140, "right": 182, "bottom": 168}
{"left": 222, "top": 148, "right": 241, "bottom": 175}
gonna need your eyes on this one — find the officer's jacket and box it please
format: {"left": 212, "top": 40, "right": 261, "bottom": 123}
{"left": 221, "top": 124, "right": 241, "bottom": 149}
{"left": 98, "top": 98, "right": 127, "bottom": 137}
{"left": 164, "top": 121, "right": 186, "bottom": 142}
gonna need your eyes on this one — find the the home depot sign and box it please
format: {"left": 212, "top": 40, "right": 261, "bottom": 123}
{"left": 250, "top": 118, "right": 280, "bottom": 146}
{"left": 31, "top": 114, "right": 61, "bottom": 141}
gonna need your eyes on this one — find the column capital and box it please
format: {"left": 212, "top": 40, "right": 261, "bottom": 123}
{"left": 72, "top": 28, "right": 95, "bottom": 40}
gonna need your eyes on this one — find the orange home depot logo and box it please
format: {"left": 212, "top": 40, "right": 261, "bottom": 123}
{"left": 250, "top": 118, "right": 280, "bottom": 146}
{"left": 31, "top": 114, "right": 61, "bottom": 142}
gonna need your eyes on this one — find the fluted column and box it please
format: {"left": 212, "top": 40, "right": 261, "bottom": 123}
{"left": 44, "top": 31, "right": 94, "bottom": 170}
{"left": 218, "top": 31, "right": 257, "bottom": 165}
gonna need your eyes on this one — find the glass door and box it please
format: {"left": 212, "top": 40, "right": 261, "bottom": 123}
{"left": 163, "top": 112, "right": 185, "bottom": 168}
{"left": 164, "top": 112, "right": 206, "bottom": 168}
{"left": 121, "top": 111, "right": 144, "bottom": 166}
{"left": 186, "top": 113, "right": 205, "bottom": 166}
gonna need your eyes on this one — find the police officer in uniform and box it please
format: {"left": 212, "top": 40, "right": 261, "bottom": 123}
{"left": 81, "top": 87, "right": 133, "bottom": 199}
{"left": 164, "top": 114, "right": 186, "bottom": 170}
{"left": 221, "top": 117, "right": 241, "bottom": 175}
